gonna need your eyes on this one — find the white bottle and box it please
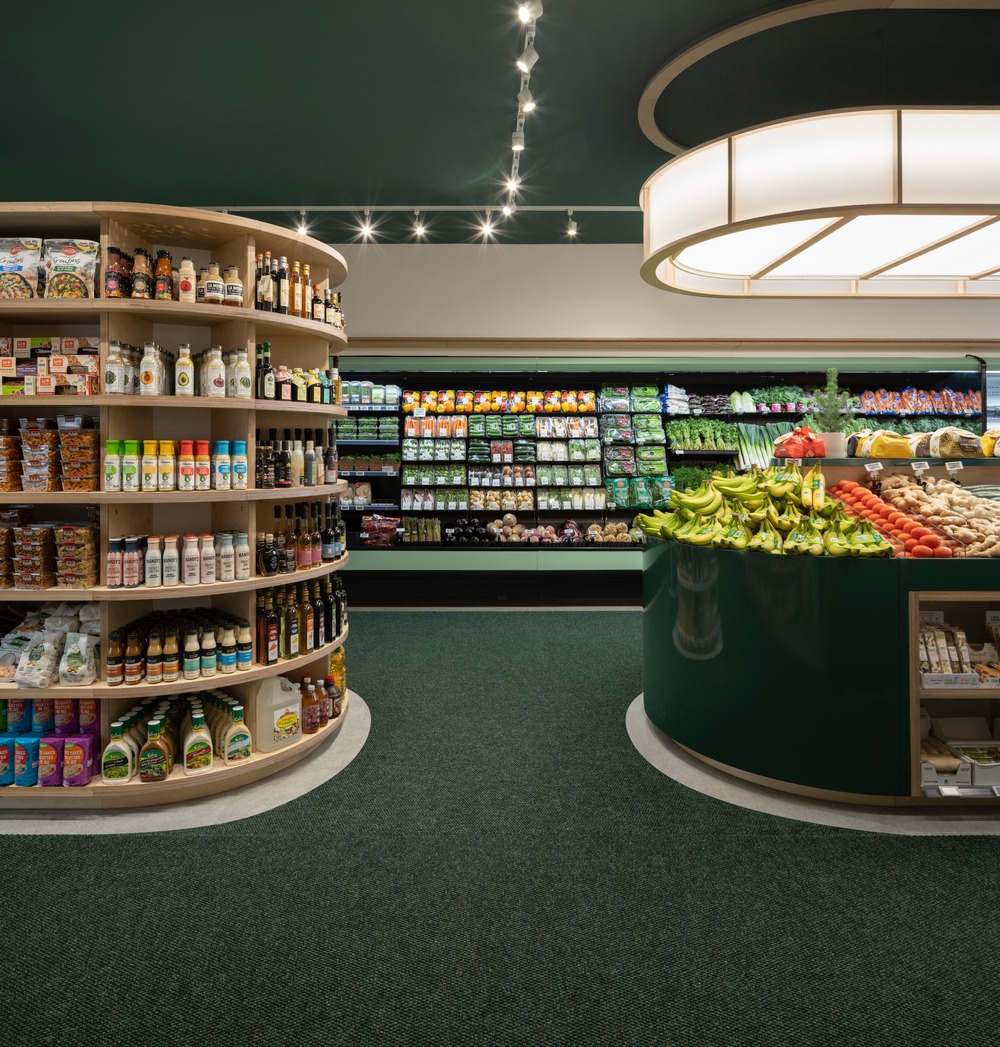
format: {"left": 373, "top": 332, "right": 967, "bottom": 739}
{"left": 203, "top": 346, "right": 227, "bottom": 397}
{"left": 104, "top": 340, "right": 127, "bottom": 395}
{"left": 234, "top": 532, "right": 251, "bottom": 580}
{"left": 174, "top": 343, "right": 194, "bottom": 396}
{"left": 182, "top": 534, "right": 201, "bottom": 585}
{"left": 230, "top": 440, "right": 248, "bottom": 490}
{"left": 225, "top": 352, "right": 237, "bottom": 398}
{"left": 182, "top": 711, "right": 214, "bottom": 776}
{"left": 162, "top": 535, "right": 180, "bottom": 587}
{"left": 222, "top": 705, "right": 253, "bottom": 764}
{"left": 233, "top": 349, "right": 253, "bottom": 399}
{"left": 178, "top": 257, "right": 197, "bottom": 303}
{"left": 254, "top": 676, "right": 302, "bottom": 752}
{"left": 139, "top": 342, "right": 159, "bottom": 395}
{"left": 101, "top": 721, "right": 133, "bottom": 783}
{"left": 217, "top": 533, "right": 235, "bottom": 582}
{"left": 145, "top": 535, "right": 162, "bottom": 587}
{"left": 290, "top": 436, "right": 304, "bottom": 488}
{"left": 199, "top": 534, "right": 216, "bottom": 584}
{"left": 211, "top": 441, "right": 231, "bottom": 490}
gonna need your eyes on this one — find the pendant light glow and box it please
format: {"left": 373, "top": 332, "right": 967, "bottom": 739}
{"left": 641, "top": 107, "right": 1000, "bottom": 297}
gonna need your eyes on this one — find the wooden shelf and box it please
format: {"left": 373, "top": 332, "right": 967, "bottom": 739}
{"left": 253, "top": 399, "right": 348, "bottom": 417}
{"left": 0, "top": 692, "right": 353, "bottom": 809}
{"left": 918, "top": 689, "right": 1000, "bottom": 700}
{"left": 0, "top": 481, "right": 347, "bottom": 505}
{"left": 93, "top": 553, "right": 348, "bottom": 601}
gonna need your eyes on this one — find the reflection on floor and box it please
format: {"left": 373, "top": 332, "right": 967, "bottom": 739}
{"left": 0, "top": 692, "right": 370, "bottom": 837}
{"left": 626, "top": 695, "right": 1000, "bottom": 837}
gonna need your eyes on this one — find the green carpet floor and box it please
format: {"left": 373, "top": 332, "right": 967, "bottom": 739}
{"left": 4, "top": 610, "right": 1000, "bottom": 1045}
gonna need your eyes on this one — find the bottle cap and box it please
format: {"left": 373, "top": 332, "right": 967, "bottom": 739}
{"left": 232, "top": 440, "right": 247, "bottom": 455}
{"left": 105, "top": 439, "right": 122, "bottom": 455}
{"left": 195, "top": 440, "right": 210, "bottom": 455}
{"left": 123, "top": 440, "right": 140, "bottom": 455}
{"left": 143, "top": 440, "right": 158, "bottom": 455}
{"left": 158, "top": 440, "right": 174, "bottom": 455}
{"left": 179, "top": 439, "right": 194, "bottom": 455}
{"left": 214, "top": 440, "right": 230, "bottom": 456}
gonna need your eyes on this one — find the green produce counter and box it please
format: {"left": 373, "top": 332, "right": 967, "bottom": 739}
{"left": 642, "top": 542, "right": 1000, "bottom": 801}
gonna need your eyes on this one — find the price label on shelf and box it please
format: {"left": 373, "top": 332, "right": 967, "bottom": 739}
{"left": 412, "top": 408, "right": 426, "bottom": 418}
{"left": 789, "top": 458, "right": 803, "bottom": 467}
{"left": 911, "top": 460, "right": 929, "bottom": 476}
{"left": 864, "top": 461, "right": 883, "bottom": 474}
{"left": 919, "top": 610, "right": 944, "bottom": 624}
{"left": 945, "top": 461, "right": 964, "bottom": 474}
{"left": 447, "top": 499, "right": 458, "bottom": 511}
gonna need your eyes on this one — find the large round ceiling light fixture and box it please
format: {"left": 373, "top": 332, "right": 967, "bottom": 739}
{"left": 641, "top": 107, "right": 1000, "bottom": 298}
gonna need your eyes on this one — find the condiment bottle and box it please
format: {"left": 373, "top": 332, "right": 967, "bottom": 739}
{"left": 222, "top": 705, "right": 252, "bottom": 764}
{"left": 217, "top": 533, "right": 236, "bottom": 582}
{"left": 177, "top": 257, "right": 197, "bottom": 302}
{"left": 315, "top": 676, "right": 331, "bottom": 726}
{"left": 102, "top": 722, "right": 133, "bottom": 783}
{"left": 325, "top": 675, "right": 344, "bottom": 718}
{"left": 196, "top": 266, "right": 209, "bottom": 303}
{"left": 161, "top": 628, "right": 180, "bottom": 683}
{"left": 182, "top": 534, "right": 201, "bottom": 585}
{"left": 104, "top": 247, "right": 126, "bottom": 298}
{"left": 106, "top": 537, "right": 124, "bottom": 588}
{"left": 162, "top": 535, "right": 180, "bottom": 587}
{"left": 182, "top": 626, "right": 201, "bottom": 680}
{"left": 104, "top": 341, "right": 127, "bottom": 395}
{"left": 311, "top": 283, "right": 324, "bottom": 322}
{"left": 121, "top": 440, "right": 141, "bottom": 492}
{"left": 204, "top": 261, "right": 225, "bottom": 305}
{"left": 106, "top": 631, "right": 125, "bottom": 686}
{"left": 104, "top": 439, "right": 123, "bottom": 491}
{"left": 131, "top": 248, "right": 153, "bottom": 299}
{"left": 199, "top": 534, "right": 216, "bottom": 584}
{"left": 275, "top": 364, "right": 292, "bottom": 401}
{"left": 123, "top": 538, "right": 141, "bottom": 588}
{"left": 183, "top": 711, "right": 214, "bottom": 775}
{"left": 301, "top": 264, "right": 312, "bottom": 319}
{"left": 141, "top": 439, "right": 159, "bottom": 492}
{"left": 145, "top": 535, "right": 162, "bottom": 587}
{"left": 175, "top": 343, "right": 194, "bottom": 395}
{"left": 157, "top": 439, "right": 176, "bottom": 491}
{"left": 139, "top": 719, "right": 171, "bottom": 782}
{"left": 146, "top": 630, "right": 163, "bottom": 685}
{"left": 218, "top": 624, "right": 237, "bottom": 674}
{"left": 211, "top": 441, "right": 231, "bottom": 490}
{"left": 200, "top": 628, "right": 217, "bottom": 679}
{"left": 203, "top": 346, "right": 227, "bottom": 397}
{"left": 139, "top": 342, "right": 158, "bottom": 395}
{"left": 302, "top": 682, "right": 321, "bottom": 734}
{"left": 233, "top": 349, "right": 252, "bottom": 398}
{"left": 124, "top": 629, "right": 145, "bottom": 685}
{"left": 194, "top": 440, "right": 212, "bottom": 490}
{"left": 230, "top": 441, "right": 248, "bottom": 491}
{"left": 236, "top": 618, "right": 253, "bottom": 670}
{"left": 177, "top": 439, "right": 196, "bottom": 491}
{"left": 223, "top": 265, "right": 243, "bottom": 307}
{"left": 154, "top": 250, "right": 173, "bottom": 300}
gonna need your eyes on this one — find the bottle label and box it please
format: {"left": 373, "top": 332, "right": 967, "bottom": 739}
{"left": 225, "top": 731, "right": 252, "bottom": 762}
{"left": 106, "top": 656, "right": 124, "bottom": 684}
{"left": 178, "top": 462, "right": 195, "bottom": 490}
{"left": 322, "top": 540, "right": 336, "bottom": 560}
{"left": 313, "top": 303, "right": 324, "bottom": 322}
{"left": 105, "top": 273, "right": 122, "bottom": 296}
{"left": 162, "top": 655, "right": 179, "bottom": 680}
{"left": 183, "top": 652, "right": 200, "bottom": 677}
{"left": 296, "top": 547, "right": 311, "bottom": 569}
{"left": 162, "top": 557, "right": 179, "bottom": 585}
{"left": 266, "top": 623, "right": 279, "bottom": 663}
{"left": 139, "top": 750, "right": 168, "bottom": 780}
{"left": 293, "top": 285, "right": 303, "bottom": 313}
{"left": 205, "top": 279, "right": 225, "bottom": 301}
{"left": 280, "top": 282, "right": 290, "bottom": 309}
{"left": 176, "top": 368, "right": 192, "bottom": 391}
{"left": 145, "top": 558, "right": 162, "bottom": 587}
{"left": 235, "top": 547, "right": 251, "bottom": 579}
{"left": 122, "top": 460, "right": 140, "bottom": 491}
{"left": 196, "top": 284, "right": 206, "bottom": 303}
{"left": 154, "top": 275, "right": 172, "bottom": 300}
{"left": 195, "top": 463, "right": 211, "bottom": 490}
{"left": 102, "top": 750, "right": 130, "bottom": 780}
{"left": 141, "top": 460, "right": 158, "bottom": 490}
{"left": 104, "top": 363, "right": 124, "bottom": 392}
{"left": 132, "top": 272, "right": 151, "bottom": 298}
{"left": 273, "top": 707, "right": 300, "bottom": 742}
{"left": 158, "top": 462, "right": 175, "bottom": 490}
{"left": 178, "top": 274, "right": 196, "bottom": 300}
{"left": 104, "top": 462, "right": 121, "bottom": 492}
{"left": 200, "top": 651, "right": 216, "bottom": 674}
{"left": 140, "top": 368, "right": 155, "bottom": 389}
{"left": 185, "top": 739, "right": 212, "bottom": 772}
{"left": 304, "top": 621, "right": 315, "bottom": 651}
{"left": 219, "top": 646, "right": 237, "bottom": 670}
{"left": 289, "top": 621, "right": 299, "bottom": 657}
{"left": 232, "top": 461, "right": 248, "bottom": 490}
{"left": 183, "top": 556, "right": 200, "bottom": 585}
{"left": 123, "top": 555, "right": 140, "bottom": 588}
{"left": 124, "top": 654, "right": 144, "bottom": 683}
{"left": 263, "top": 372, "right": 275, "bottom": 399}
{"left": 225, "top": 282, "right": 242, "bottom": 304}
{"left": 236, "top": 642, "right": 253, "bottom": 668}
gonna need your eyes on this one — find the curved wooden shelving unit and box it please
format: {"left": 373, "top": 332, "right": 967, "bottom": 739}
{"left": 0, "top": 692, "right": 355, "bottom": 809}
{"left": 0, "top": 481, "right": 348, "bottom": 505}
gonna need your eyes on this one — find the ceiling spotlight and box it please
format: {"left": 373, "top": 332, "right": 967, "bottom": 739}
{"left": 413, "top": 209, "right": 425, "bottom": 238}
{"left": 481, "top": 211, "right": 495, "bottom": 237}
{"left": 517, "top": 87, "right": 536, "bottom": 113}
{"left": 516, "top": 44, "right": 538, "bottom": 73}
{"left": 297, "top": 208, "right": 308, "bottom": 235}
{"left": 360, "top": 208, "right": 373, "bottom": 239}
{"left": 518, "top": 1, "right": 543, "bottom": 23}
{"left": 506, "top": 177, "right": 521, "bottom": 192}
{"left": 502, "top": 202, "right": 517, "bottom": 217}
{"left": 511, "top": 130, "right": 525, "bottom": 152}
{"left": 567, "top": 209, "right": 577, "bottom": 237}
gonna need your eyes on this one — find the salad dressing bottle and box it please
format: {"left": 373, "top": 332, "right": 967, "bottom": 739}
{"left": 101, "top": 721, "right": 133, "bottom": 782}
{"left": 139, "top": 719, "right": 171, "bottom": 782}
{"left": 222, "top": 705, "right": 252, "bottom": 765}
{"left": 183, "top": 711, "right": 214, "bottom": 776}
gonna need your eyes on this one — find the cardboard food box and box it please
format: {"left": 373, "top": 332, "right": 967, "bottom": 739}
{"left": 58, "top": 337, "right": 99, "bottom": 353}
{"left": 12, "top": 337, "right": 58, "bottom": 357}
{"left": 931, "top": 717, "right": 1000, "bottom": 785}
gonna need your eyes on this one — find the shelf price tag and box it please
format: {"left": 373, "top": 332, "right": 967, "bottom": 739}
{"left": 412, "top": 408, "right": 426, "bottom": 418}
{"left": 864, "top": 461, "right": 883, "bottom": 475}
{"left": 911, "top": 460, "right": 930, "bottom": 476}
{"left": 919, "top": 610, "right": 944, "bottom": 624}
{"left": 789, "top": 458, "right": 802, "bottom": 467}
{"left": 945, "top": 461, "right": 964, "bottom": 475}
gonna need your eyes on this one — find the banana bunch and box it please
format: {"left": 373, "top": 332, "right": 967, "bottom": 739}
{"left": 716, "top": 515, "right": 751, "bottom": 551}
{"left": 783, "top": 515, "right": 825, "bottom": 556}
{"left": 763, "top": 462, "right": 802, "bottom": 499}
{"left": 669, "top": 480, "right": 722, "bottom": 516}
{"left": 711, "top": 472, "right": 767, "bottom": 510}
{"left": 675, "top": 514, "right": 721, "bottom": 547}
{"left": 801, "top": 463, "right": 826, "bottom": 510}
{"left": 747, "top": 518, "right": 783, "bottom": 554}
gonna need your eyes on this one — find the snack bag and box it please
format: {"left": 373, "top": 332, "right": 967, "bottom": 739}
{"left": 43, "top": 240, "right": 99, "bottom": 298}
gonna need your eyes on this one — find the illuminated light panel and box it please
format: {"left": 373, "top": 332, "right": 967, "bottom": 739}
{"left": 769, "top": 214, "right": 989, "bottom": 278}
{"left": 641, "top": 107, "right": 1000, "bottom": 297}
{"left": 882, "top": 218, "right": 1000, "bottom": 277}
{"left": 674, "top": 219, "right": 834, "bottom": 279}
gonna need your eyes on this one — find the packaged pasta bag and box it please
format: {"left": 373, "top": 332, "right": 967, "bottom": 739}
{"left": 43, "top": 240, "right": 99, "bottom": 298}
{"left": 14, "top": 631, "right": 66, "bottom": 689}
{"left": 0, "top": 238, "right": 42, "bottom": 298}
{"left": 59, "top": 633, "right": 97, "bottom": 686}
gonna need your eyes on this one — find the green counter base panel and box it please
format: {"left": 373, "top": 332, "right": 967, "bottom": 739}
{"left": 642, "top": 542, "right": 1000, "bottom": 799}
{"left": 345, "top": 548, "right": 644, "bottom": 572}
